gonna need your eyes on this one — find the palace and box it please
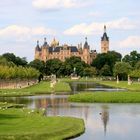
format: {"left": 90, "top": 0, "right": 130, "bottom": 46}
{"left": 35, "top": 26, "right": 109, "bottom": 64}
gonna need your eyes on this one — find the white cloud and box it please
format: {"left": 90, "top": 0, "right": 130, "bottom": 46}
{"left": 0, "top": 25, "right": 56, "bottom": 41}
{"left": 88, "top": 11, "right": 102, "bottom": 17}
{"left": 119, "top": 36, "right": 140, "bottom": 47}
{"left": 32, "top": 0, "right": 92, "bottom": 10}
{"left": 64, "top": 18, "right": 136, "bottom": 35}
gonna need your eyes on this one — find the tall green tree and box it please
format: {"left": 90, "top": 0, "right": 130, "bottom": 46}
{"left": 83, "top": 67, "right": 97, "bottom": 77}
{"left": 45, "top": 59, "right": 63, "bottom": 76}
{"left": 2, "top": 53, "right": 27, "bottom": 66}
{"left": 29, "top": 59, "right": 45, "bottom": 74}
{"left": 100, "top": 64, "right": 112, "bottom": 76}
{"left": 0, "top": 56, "right": 15, "bottom": 66}
{"left": 123, "top": 51, "right": 140, "bottom": 67}
{"left": 64, "top": 56, "right": 88, "bottom": 76}
{"left": 91, "top": 51, "right": 122, "bottom": 76}
{"left": 135, "top": 61, "right": 140, "bottom": 70}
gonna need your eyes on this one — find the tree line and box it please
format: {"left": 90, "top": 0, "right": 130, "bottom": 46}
{"left": 0, "top": 51, "right": 140, "bottom": 80}
{"left": 0, "top": 55, "right": 39, "bottom": 80}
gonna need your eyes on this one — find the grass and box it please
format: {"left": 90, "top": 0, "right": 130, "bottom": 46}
{"left": 0, "top": 81, "right": 71, "bottom": 97}
{"left": 0, "top": 108, "right": 84, "bottom": 140}
{"left": 98, "top": 81, "right": 140, "bottom": 91}
{"left": 54, "top": 81, "right": 71, "bottom": 92}
{"left": 68, "top": 91, "right": 140, "bottom": 103}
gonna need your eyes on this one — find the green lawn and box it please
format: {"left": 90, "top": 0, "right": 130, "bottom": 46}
{"left": 69, "top": 91, "right": 140, "bottom": 103}
{"left": 98, "top": 81, "right": 140, "bottom": 91}
{"left": 0, "top": 81, "right": 71, "bottom": 97}
{"left": 0, "top": 108, "right": 84, "bottom": 140}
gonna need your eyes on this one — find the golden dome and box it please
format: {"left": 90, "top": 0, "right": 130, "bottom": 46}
{"left": 51, "top": 38, "right": 59, "bottom": 47}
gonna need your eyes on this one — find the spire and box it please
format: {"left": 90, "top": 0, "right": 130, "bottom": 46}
{"left": 104, "top": 25, "right": 106, "bottom": 33}
{"left": 37, "top": 40, "right": 39, "bottom": 46}
{"left": 43, "top": 37, "right": 48, "bottom": 47}
{"left": 35, "top": 40, "right": 41, "bottom": 51}
{"left": 84, "top": 37, "right": 89, "bottom": 49}
{"left": 44, "top": 37, "right": 47, "bottom": 43}
{"left": 101, "top": 25, "right": 109, "bottom": 41}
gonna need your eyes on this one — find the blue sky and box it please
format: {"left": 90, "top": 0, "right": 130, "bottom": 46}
{"left": 0, "top": 0, "right": 140, "bottom": 61}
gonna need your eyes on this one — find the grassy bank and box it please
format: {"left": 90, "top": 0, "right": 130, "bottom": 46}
{"left": 0, "top": 81, "right": 71, "bottom": 97}
{"left": 98, "top": 81, "right": 140, "bottom": 91}
{"left": 0, "top": 108, "right": 84, "bottom": 140}
{"left": 69, "top": 91, "right": 140, "bottom": 103}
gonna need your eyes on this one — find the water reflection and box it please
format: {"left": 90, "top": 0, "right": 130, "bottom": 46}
{"left": 100, "top": 105, "right": 109, "bottom": 135}
{"left": 69, "top": 82, "right": 126, "bottom": 93}
{"left": 0, "top": 95, "right": 140, "bottom": 140}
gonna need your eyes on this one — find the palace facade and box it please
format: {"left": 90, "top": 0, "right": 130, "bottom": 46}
{"left": 35, "top": 26, "right": 109, "bottom": 64}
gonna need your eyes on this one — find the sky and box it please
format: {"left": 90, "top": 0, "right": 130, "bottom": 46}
{"left": 0, "top": 0, "right": 140, "bottom": 61}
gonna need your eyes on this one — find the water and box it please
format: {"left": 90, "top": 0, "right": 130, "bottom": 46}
{"left": 0, "top": 95, "right": 140, "bottom": 140}
{"left": 69, "top": 82, "right": 126, "bottom": 93}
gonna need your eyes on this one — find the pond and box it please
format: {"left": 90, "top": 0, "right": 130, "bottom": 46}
{"left": 0, "top": 95, "right": 140, "bottom": 140}
{"left": 69, "top": 82, "right": 126, "bottom": 93}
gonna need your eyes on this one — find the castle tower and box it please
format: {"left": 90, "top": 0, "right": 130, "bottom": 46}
{"left": 41, "top": 37, "right": 49, "bottom": 62}
{"left": 101, "top": 25, "right": 109, "bottom": 53}
{"left": 35, "top": 40, "right": 41, "bottom": 60}
{"left": 83, "top": 37, "right": 90, "bottom": 64}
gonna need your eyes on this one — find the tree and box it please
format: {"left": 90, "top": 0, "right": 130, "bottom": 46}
{"left": 83, "top": 67, "right": 97, "bottom": 77}
{"left": 91, "top": 51, "right": 122, "bottom": 76}
{"left": 114, "top": 62, "right": 132, "bottom": 80}
{"left": 130, "top": 70, "right": 140, "bottom": 78}
{"left": 0, "top": 56, "right": 15, "bottom": 66}
{"left": 0, "top": 65, "right": 39, "bottom": 80}
{"left": 100, "top": 65, "right": 112, "bottom": 76}
{"left": 2, "top": 53, "right": 27, "bottom": 66}
{"left": 123, "top": 51, "right": 140, "bottom": 67}
{"left": 29, "top": 59, "right": 45, "bottom": 74}
{"left": 45, "top": 59, "right": 63, "bottom": 76}
{"left": 64, "top": 56, "right": 88, "bottom": 76}
{"left": 135, "top": 61, "right": 140, "bottom": 70}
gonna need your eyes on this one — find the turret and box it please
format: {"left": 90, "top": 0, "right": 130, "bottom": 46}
{"left": 35, "top": 40, "right": 41, "bottom": 51}
{"left": 84, "top": 37, "right": 90, "bottom": 50}
{"left": 43, "top": 37, "right": 48, "bottom": 47}
{"left": 42, "top": 38, "right": 49, "bottom": 62}
{"left": 35, "top": 40, "right": 41, "bottom": 60}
